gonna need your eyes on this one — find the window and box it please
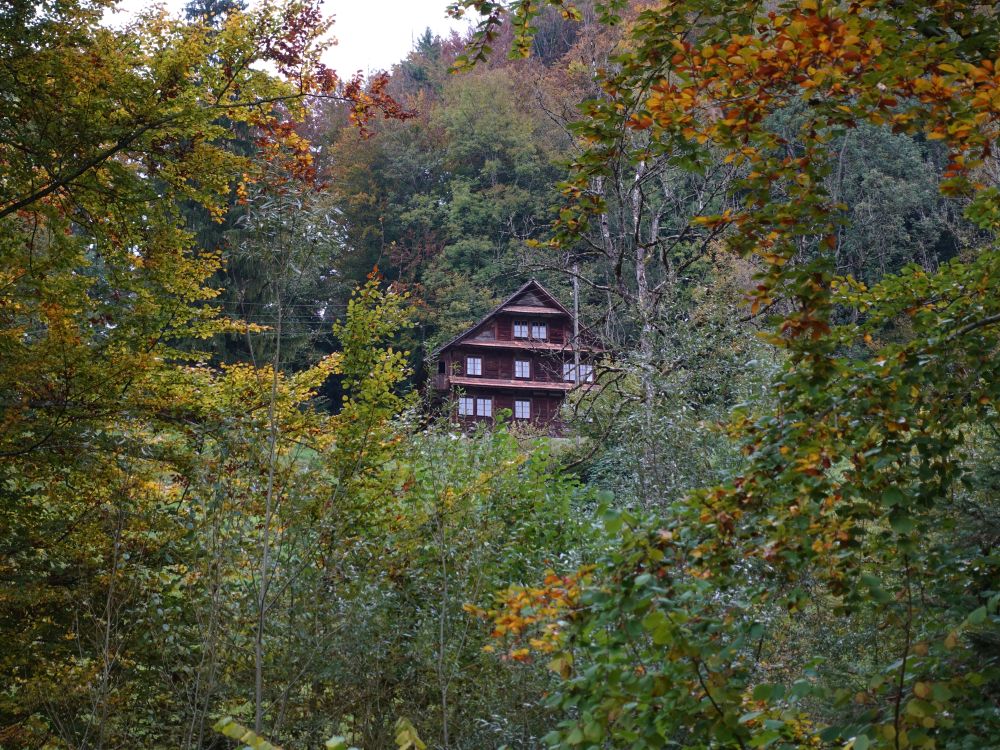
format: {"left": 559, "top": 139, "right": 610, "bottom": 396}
{"left": 466, "top": 356, "right": 482, "bottom": 376}
{"left": 513, "top": 320, "right": 529, "bottom": 338}
{"left": 514, "top": 359, "right": 530, "bottom": 378}
{"left": 563, "top": 363, "right": 596, "bottom": 383}
{"left": 458, "top": 396, "right": 474, "bottom": 416}
{"left": 514, "top": 399, "right": 531, "bottom": 420}
{"left": 476, "top": 397, "right": 493, "bottom": 417}
{"left": 531, "top": 322, "right": 547, "bottom": 340}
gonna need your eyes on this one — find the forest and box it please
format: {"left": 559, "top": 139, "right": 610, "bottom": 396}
{"left": 1, "top": 0, "right": 999, "bottom": 748}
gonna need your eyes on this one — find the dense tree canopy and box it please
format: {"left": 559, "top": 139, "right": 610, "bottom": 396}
{"left": 452, "top": 0, "right": 1000, "bottom": 747}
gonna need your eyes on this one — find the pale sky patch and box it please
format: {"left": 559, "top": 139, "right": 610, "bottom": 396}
{"left": 108, "top": 0, "right": 471, "bottom": 75}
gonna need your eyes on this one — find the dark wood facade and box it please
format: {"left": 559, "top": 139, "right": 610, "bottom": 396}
{"left": 432, "top": 279, "right": 600, "bottom": 432}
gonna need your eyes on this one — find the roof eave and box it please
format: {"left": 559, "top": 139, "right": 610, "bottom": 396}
{"left": 431, "top": 278, "right": 575, "bottom": 357}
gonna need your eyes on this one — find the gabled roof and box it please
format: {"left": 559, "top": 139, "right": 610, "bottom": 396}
{"left": 433, "top": 278, "right": 572, "bottom": 356}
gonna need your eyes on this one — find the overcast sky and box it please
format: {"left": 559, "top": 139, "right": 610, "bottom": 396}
{"left": 109, "top": 0, "right": 471, "bottom": 74}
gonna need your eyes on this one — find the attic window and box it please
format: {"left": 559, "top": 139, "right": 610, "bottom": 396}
{"left": 466, "top": 357, "right": 482, "bottom": 376}
{"left": 531, "top": 322, "right": 547, "bottom": 340}
{"left": 513, "top": 320, "right": 529, "bottom": 338}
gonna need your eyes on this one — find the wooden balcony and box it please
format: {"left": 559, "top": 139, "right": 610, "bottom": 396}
{"left": 455, "top": 339, "right": 574, "bottom": 352}
{"left": 436, "top": 375, "right": 593, "bottom": 392}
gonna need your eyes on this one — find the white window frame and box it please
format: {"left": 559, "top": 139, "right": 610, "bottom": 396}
{"left": 458, "top": 396, "right": 474, "bottom": 416}
{"left": 513, "top": 320, "right": 529, "bottom": 338}
{"left": 563, "top": 362, "right": 595, "bottom": 383}
{"left": 466, "top": 356, "right": 482, "bottom": 376}
{"left": 531, "top": 322, "right": 547, "bottom": 340}
{"left": 514, "top": 399, "right": 531, "bottom": 420}
{"left": 514, "top": 359, "right": 530, "bottom": 378}
{"left": 476, "top": 397, "right": 493, "bottom": 417}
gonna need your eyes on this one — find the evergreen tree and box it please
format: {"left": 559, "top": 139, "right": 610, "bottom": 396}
{"left": 184, "top": 0, "right": 247, "bottom": 26}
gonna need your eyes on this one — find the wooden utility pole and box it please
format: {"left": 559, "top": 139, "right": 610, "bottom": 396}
{"left": 573, "top": 260, "right": 581, "bottom": 382}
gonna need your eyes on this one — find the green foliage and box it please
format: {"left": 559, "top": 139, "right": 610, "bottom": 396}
{"left": 10, "top": 0, "right": 1000, "bottom": 748}
{"left": 310, "top": 419, "right": 593, "bottom": 748}
{"left": 319, "top": 57, "right": 573, "bottom": 354}
{"left": 574, "top": 254, "right": 780, "bottom": 509}
{"left": 453, "top": 0, "right": 1000, "bottom": 747}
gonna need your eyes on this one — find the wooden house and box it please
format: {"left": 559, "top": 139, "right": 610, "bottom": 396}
{"left": 431, "top": 279, "right": 601, "bottom": 431}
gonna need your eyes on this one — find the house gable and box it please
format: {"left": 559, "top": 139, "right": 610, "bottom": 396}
{"left": 434, "top": 279, "right": 574, "bottom": 355}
